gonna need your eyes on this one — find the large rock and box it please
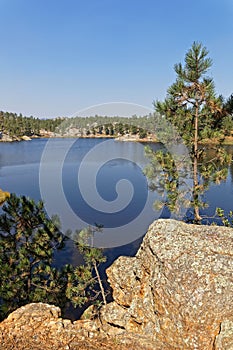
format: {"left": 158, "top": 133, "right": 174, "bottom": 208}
{"left": 0, "top": 219, "right": 233, "bottom": 349}
{"left": 100, "top": 219, "right": 233, "bottom": 349}
{"left": 0, "top": 303, "right": 97, "bottom": 349}
{"left": 0, "top": 303, "right": 140, "bottom": 350}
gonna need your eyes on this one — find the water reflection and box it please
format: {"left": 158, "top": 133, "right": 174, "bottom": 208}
{"left": 1, "top": 138, "right": 233, "bottom": 232}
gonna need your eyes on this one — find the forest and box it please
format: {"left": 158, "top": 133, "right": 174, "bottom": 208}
{"left": 0, "top": 111, "right": 63, "bottom": 138}
{"left": 1, "top": 94, "right": 233, "bottom": 141}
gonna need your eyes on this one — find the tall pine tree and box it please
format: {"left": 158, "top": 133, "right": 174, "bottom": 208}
{"left": 145, "top": 42, "right": 231, "bottom": 222}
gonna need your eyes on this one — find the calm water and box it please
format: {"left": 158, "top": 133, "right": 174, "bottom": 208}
{"left": 1, "top": 138, "right": 233, "bottom": 259}
{"left": 0, "top": 138, "right": 158, "bottom": 262}
{"left": 1, "top": 138, "right": 233, "bottom": 319}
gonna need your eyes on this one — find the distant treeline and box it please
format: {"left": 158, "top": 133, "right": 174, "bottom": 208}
{"left": 56, "top": 94, "right": 233, "bottom": 138}
{"left": 56, "top": 114, "right": 158, "bottom": 138}
{"left": 0, "top": 111, "right": 158, "bottom": 138}
{"left": 1, "top": 93, "right": 233, "bottom": 139}
{"left": 0, "top": 111, "right": 63, "bottom": 137}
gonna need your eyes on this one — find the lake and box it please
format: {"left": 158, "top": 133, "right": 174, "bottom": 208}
{"left": 1, "top": 137, "right": 233, "bottom": 319}
{"left": 1, "top": 137, "right": 233, "bottom": 262}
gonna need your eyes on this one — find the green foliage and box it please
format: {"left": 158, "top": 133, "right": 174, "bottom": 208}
{"left": 54, "top": 114, "right": 154, "bottom": 138}
{"left": 224, "top": 94, "right": 233, "bottom": 116}
{"left": 65, "top": 264, "right": 94, "bottom": 308}
{"left": 215, "top": 208, "right": 233, "bottom": 227}
{"left": 0, "top": 194, "right": 66, "bottom": 318}
{"left": 138, "top": 128, "right": 147, "bottom": 139}
{"left": 220, "top": 115, "right": 233, "bottom": 136}
{"left": 75, "top": 225, "right": 107, "bottom": 307}
{"left": 154, "top": 42, "right": 223, "bottom": 145}
{"left": 0, "top": 110, "right": 156, "bottom": 140}
{"left": 144, "top": 146, "right": 190, "bottom": 214}
{"left": 145, "top": 42, "right": 232, "bottom": 222}
{"left": 0, "top": 194, "right": 106, "bottom": 320}
{"left": 0, "top": 111, "right": 63, "bottom": 138}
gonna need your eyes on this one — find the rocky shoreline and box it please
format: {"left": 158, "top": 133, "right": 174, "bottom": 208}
{"left": 0, "top": 134, "right": 33, "bottom": 142}
{"left": 1, "top": 132, "right": 233, "bottom": 144}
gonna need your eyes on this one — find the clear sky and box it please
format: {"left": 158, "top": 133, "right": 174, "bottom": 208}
{"left": 0, "top": 0, "right": 232, "bottom": 118}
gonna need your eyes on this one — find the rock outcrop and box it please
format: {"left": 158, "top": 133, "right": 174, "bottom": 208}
{"left": 1, "top": 219, "right": 233, "bottom": 349}
{"left": 100, "top": 219, "right": 233, "bottom": 349}
{"left": 21, "top": 135, "right": 32, "bottom": 141}
{"left": 0, "top": 303, "right": 140, "bottom": 350}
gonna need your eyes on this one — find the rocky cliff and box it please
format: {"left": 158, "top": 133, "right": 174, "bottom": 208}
{"left": 0, "top": 219, "right": 233, "bottom": 350}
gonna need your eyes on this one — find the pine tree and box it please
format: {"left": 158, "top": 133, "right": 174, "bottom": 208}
{"left": 76, "top": 225, "right": 107, "bottom": 307}
{"left": 145, "top": 42, "right": 231, "bottom": 222}
{"left": 224, "top": 93, "right": 233, "bottom": 115}
{"left": 0, "top": 194, "right": 97, "bottom": 320}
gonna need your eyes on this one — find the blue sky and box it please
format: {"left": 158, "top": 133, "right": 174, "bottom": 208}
{"left": 0, "top": 0, "right": 232, "bottom": 118}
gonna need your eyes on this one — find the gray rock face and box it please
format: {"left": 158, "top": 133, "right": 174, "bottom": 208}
{"left": 100, "top": 219, "right": 233, "bottom": 349}
{"left": 1, "top": 219, "right": 233, "bottom": 349}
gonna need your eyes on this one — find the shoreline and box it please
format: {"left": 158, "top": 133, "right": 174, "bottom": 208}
{"left": 1, "top": 133, "right": 233, "bottom": 145}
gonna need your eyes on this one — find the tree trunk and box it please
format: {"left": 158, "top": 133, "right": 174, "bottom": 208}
{"left": 93, "top": 260, "right": 107, "bottom": 305}
{"left": 193, "top": 103, "right": 202, "bottom": 222}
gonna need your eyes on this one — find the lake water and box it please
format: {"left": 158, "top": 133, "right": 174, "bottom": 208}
{"left": 1, "top": 138, "right": 233, "bottom": 319}
{"left": 1, "top": 138, "right": 233, "bottom": 262}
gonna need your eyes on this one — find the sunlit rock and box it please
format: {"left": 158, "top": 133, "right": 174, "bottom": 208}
{"left": 1, "top": 219, "right": 233, "bottom": 349}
